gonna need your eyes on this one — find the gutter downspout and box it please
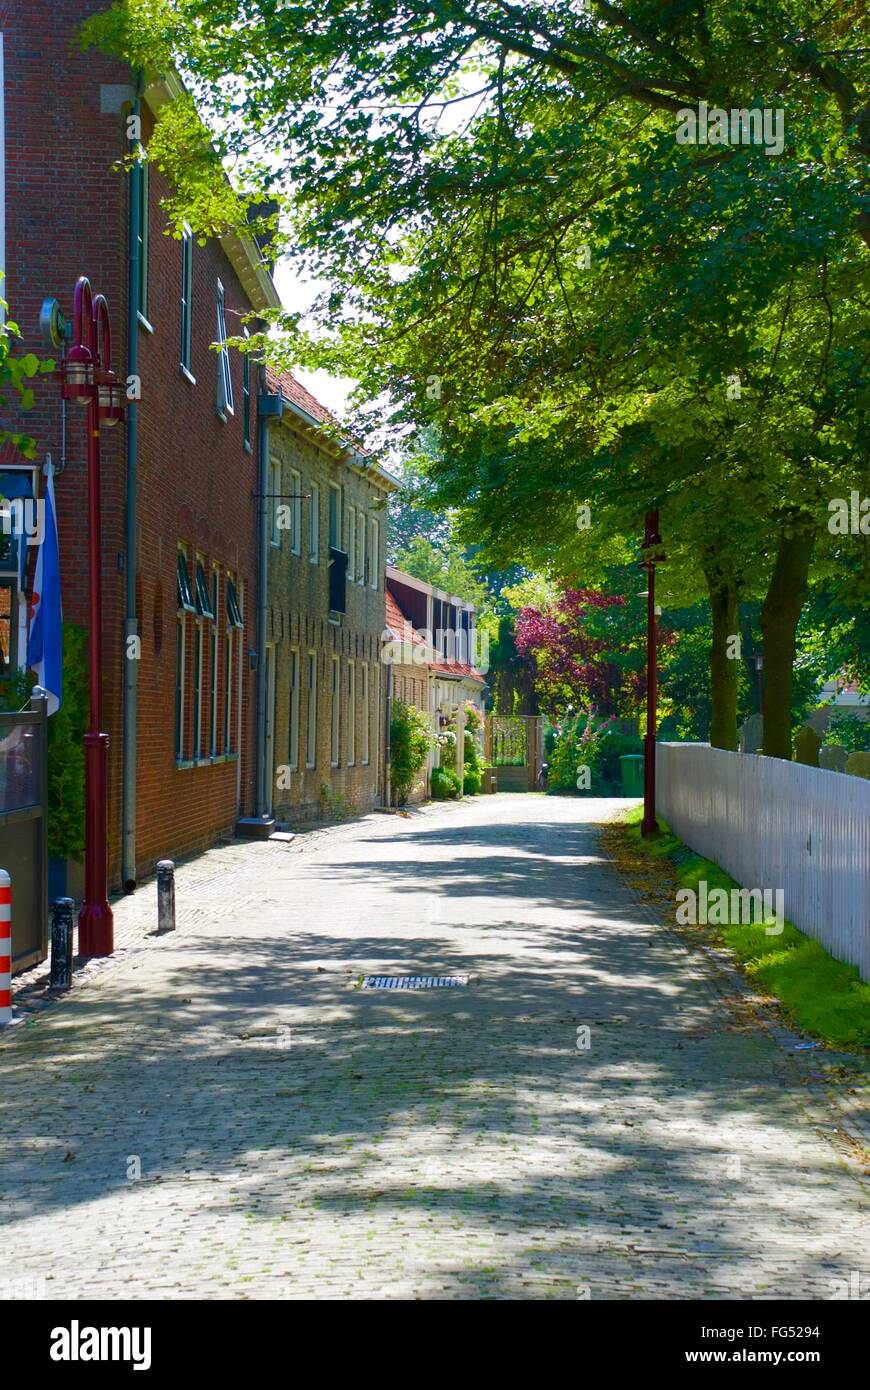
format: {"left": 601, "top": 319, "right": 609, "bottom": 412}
{"left": 122, "top": 84, "right": 143, "bottom": 891}
{"left": 248, "top": 371, "right": 282, "bottom": 830}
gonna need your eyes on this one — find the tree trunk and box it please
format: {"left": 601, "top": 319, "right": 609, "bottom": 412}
{"left": 760, "top": 523, "right": 816, "bottom": 760}
{"left": 705, "top": 568, "right": 740, "bottom": 750}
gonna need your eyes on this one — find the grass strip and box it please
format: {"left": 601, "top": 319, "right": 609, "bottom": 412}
{"left": 606, "top": 804, "right": 870, "bottom": 1051}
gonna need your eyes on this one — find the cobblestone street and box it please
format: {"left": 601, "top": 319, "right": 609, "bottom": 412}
{"left": 2, "top": 795, "right": 868, "bottom": 1300}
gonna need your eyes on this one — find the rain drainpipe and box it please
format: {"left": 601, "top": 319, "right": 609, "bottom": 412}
{"left": 253, "top": 369, "right": 282, "bottom": 823}
{"left": 122, "top": 83, "right": 143, "bottom": 891}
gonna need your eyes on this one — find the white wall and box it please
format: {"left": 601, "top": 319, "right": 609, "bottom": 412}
{"left": 657, "top": 743, "right": 870, "bottom": 981}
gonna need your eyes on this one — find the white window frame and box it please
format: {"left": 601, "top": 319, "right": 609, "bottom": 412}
{"left": 328, "top": 483, "right": 341, "bottom": 550}
{"left": 175, "top": 615, "right": 186, "bottom": 762}
{"left": 180, "top": 222, "right": 194, "bottom": 377}
{"left": 290, "top": 468, "right": 302, "bottom": 555}
{"left": 216, "top": 278, "right": 234, "bottom": 418}
{"left": 210, "top": 568, "right": 219, "bottom": 757}
{"left": 357, "top": 510, "right": 366, "bottom": 584}
{"left": 193, "top": 619, "right": 204, "bottom": 761}
{"left": 306, "top": 650, "right": 317, "bottom": 768}
{"left": 347, "top": 503, "right": 356, "bottom": 578}
{"left": 330, "top": 654, "right": 341, "bottom": 767}
{"left": 361, "top": 662, "right": 370, "bottom": 765}
{"left": 347, "top": 660, "right": 356, "bottom": 767}
{"left": 309, "top": 481, "right": 320, "bottom": 562}
{"left": 369, "top": 517, "right": 379, "bottom": 590}
{"left": 289, "top": 647, "right": 300, "bottom": 771}
{"left": 269, "top": 456, "right": 281, "bottom": 547}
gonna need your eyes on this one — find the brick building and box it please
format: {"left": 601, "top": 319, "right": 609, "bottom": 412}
{"left": 262, "top": 369, "right": 396, "bottom": 823}
{"left": 384, "top": 567, "right": 487, "bottom": 801}
{"left": 0, "top": 5, "right": 280, "bottom": 890}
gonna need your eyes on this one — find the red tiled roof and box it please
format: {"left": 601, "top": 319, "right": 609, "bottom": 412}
{"left": 385, "top": 585, "right": 429, "bottom": 648}
{"left": 429, "top": 659, "right": 486, "bottom": 684}
{"left": 386, "top": 584, "right": 486, "bottom": 682}
{"left": 264, "top": 365, "right": 338, "bottom": 430}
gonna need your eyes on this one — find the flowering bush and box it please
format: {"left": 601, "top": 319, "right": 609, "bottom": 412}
{"left": 547, "top": 711, "right": 641, "bottom": 795}
{"left": 390, "top": 700, "right": 434, "bottom": 806}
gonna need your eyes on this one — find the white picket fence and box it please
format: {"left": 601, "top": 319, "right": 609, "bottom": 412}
{"left": 656, "top": 743, "right": 870, "bottom": 981}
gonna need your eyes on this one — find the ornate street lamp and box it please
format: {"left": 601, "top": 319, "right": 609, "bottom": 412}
{"left": 640, "top": 509, "right": 665, "bottom": 838}
{"left": 57, "top": 276, "right": 126, "bottom": 956}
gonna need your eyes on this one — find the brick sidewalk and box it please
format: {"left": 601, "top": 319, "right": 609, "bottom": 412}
{"left": 1, "top": 795, "right": 868, "bottom": 1299}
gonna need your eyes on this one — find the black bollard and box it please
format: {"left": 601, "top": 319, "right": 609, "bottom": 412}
{"left": 156, "top": 860, "right": 176, "bottom": 933}
{"left": 49, "top": 897, "right": 75, "bottom": 993}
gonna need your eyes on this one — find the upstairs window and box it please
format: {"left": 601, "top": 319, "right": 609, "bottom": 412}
{"left": 369, "top": 518, "right": 379, "bottom": 590}
{"left": 195, "top": 561, "right": 214, "bottom": 619}
{"left": 135, "top": 154, "right": 150, "bottom": 323}
{"left": 226, "top": 578, "right": 244, "bottom": 629}
{"left": 328, "top": 483, "right": 341, "bottom": 550}
{"left": 216, "top": 279, "right": 234, "bottom": 418}
{"left": 347, "top": 504, "right": 356, "bottom": 578}
{"left": 309, "top": 482, "right": 320, "bottom": 562}
{"left": 177, "top": 551, "right": 195, "bottom": 613}
{"left": 242, "top": 330, "right": 251, "bottom": 448}
{"left": 180, "top": 224, "right": 193, "bottom": 374}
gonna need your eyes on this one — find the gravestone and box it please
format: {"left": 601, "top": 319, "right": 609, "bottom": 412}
{"left": 739, "top": 713, "right": 763, "bottom": 754}
{"left": 845, "top": 750, "right": 870, "bottom": 780}
{"left": 794, "top": 725, "right": 822, "bottom": 767}
{"left": 807, "top": 707, "right": 833, "bottom": 739}
{"left": 819, "top": 744, "right": 848, "bottom": 774}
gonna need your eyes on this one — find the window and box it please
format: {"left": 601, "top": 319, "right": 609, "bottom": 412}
{"left": 357, "top": 510, "right": 366, "bottom": 584}
{"left": 224, "top": 576, "right": 242, "bottom": 755}
{"left": 195, "top": 560, "right": 214, "bottom": 619}
{"left": 224, "top": 627, "right": 234, "bottom": 754}
{"left": 242, "top": 331, "right": 251, "bottom": 449}
{"left": 216, "top": 279, "right": 234, "bottom": 417}
{"left": 306, "top": 651, "right": 317, "bottom": 768}
{"left": 309, "top": 481, "right": 320, "bottom": 562}
{"left": 347, "top": 504, "right": 356, "bottom": 579}
{"left": 180, "top": 224, "right": 193, "bottom": 374}
{"left": 290, "top": 468, "right": 302, "bottom": 555}
{"left": 330, "top": 655, "right": 340, "bottom": 766}
{"left": 374, "top": 664, "right": 381, "bottom": 774}
{"left": 177, "top": 552, "right": 195, "bottom": 613}
{"left": 135, "top": 155, "right": 149, "bottom": 323}
{"left": 361, "top": 663, "right": 370, "bottom": 765}
{"left": 328, "top": 483, "right": 341, "bottom": 549}
{"left": 226, "top": 578, "right": 243, "bottom": 630}
{"left": 210, "top": 571, "right": 219, "bottom": 757}
{"left": 193, "top": 621, "right": 204, "bottom": 760}
{"left": 347, "top": 661, "right": 356, "bottom": 766}
{"left": 288, "top": 648, "right": 300, "bottom": 770}
{"left": 370, "top": 518, "right": 379, "bottom": 590}
{"left": 269, "top": 457, "right": 281, "bottom": 546}
{"left": 0, "top": 579, "right": 16, "bottom": 676}
{"left": 174, "top": 616, "right": 186, "bottom": 761}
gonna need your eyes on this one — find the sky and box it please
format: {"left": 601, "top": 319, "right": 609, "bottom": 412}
{"left": 272, "top": 259, "right": 355, "bottom": 420}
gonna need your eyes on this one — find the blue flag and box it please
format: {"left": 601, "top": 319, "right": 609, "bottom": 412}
{"left": 26, "top": 460, "right": 62, "bottom": 714}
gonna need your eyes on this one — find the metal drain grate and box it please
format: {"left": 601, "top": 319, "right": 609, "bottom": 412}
{"left": 362, "top": 975, "right": 469, "bottom": 991}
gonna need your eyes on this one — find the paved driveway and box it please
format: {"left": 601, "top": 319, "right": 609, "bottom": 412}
{"left": 1, "top": 795, "right": 867, "bottom": 1299}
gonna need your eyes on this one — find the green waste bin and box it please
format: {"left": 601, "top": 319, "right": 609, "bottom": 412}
{"left": 619, "top": 753, "right": 645, "bottom": 797}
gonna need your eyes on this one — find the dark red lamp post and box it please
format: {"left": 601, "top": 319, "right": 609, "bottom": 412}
{"left": 640, "top": 509, "right": 665, "bottom": 838}
{"left": 59, "top": 276, "right": 125, "bottom": 955}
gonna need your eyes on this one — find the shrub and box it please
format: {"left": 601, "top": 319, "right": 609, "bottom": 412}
{"left": 546, "top": 710, "right": 642, "bottom": 795}
{"left": 431, "top": 765, "right": 461, "bottom": 799}
{"left": 463, "top": 766, "right": 482, "bottom": 795}
{"left": 390, "top": 699, "right": 433, "bottom": 806}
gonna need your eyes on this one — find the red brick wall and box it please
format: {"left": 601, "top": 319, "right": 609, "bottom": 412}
{"left": 2, "top": 4, "right": 260, "bottom": 886}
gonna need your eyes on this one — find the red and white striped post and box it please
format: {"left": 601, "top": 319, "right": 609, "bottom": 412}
{"left": 0, "top": 869, "right": 12, "bottom": 1025}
